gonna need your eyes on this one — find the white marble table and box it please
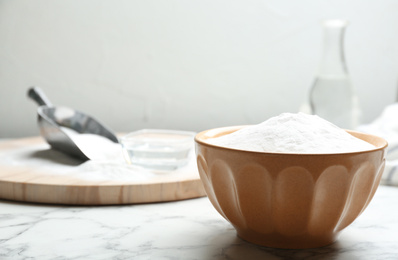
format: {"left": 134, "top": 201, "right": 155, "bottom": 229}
{"left": 1, "top": 185, "right": 398, "bottom": 259}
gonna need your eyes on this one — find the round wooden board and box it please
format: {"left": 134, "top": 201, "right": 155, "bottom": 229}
{"left": 0, "top": 137, "right": 206, "bottom": 205}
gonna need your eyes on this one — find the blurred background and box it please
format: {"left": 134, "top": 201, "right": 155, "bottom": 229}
{"left": 0, "top": 0, "right": 397, "bottom": 138}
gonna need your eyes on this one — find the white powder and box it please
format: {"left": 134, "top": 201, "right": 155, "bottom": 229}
{"left": 207, "top": 113, "right": 375, "bottom": 154}
{"left": 61, "top": 127, "right": 122, "bottom": 161}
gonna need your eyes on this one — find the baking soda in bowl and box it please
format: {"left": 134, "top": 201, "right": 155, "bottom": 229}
{"left": 207, "top": 113, "right": 375, "bottom": 154}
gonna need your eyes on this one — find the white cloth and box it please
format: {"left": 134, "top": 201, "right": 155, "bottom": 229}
{"left": 358, "top": 103, "right": 398, "bottom": 186}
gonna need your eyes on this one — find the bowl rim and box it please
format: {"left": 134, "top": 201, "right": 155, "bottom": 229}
{"left": 195, "top": 125, "right": 388, "bottom": 156}
{"left": 120, "top": 129, "right": 196, "bottom": 144}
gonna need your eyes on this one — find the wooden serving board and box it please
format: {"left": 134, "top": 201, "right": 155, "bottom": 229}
{"left": 0, "top": 137, "right": 206, "bottom": 205}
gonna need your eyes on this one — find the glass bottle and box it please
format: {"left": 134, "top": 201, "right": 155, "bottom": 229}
{"left": 309, "top": 19, "right": 360, "bottom": 129}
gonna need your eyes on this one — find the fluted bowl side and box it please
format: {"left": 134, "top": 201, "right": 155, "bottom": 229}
{"left": 195, "top": 126, "right": 387, "bottom": 249}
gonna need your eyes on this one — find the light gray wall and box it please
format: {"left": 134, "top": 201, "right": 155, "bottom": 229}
{"left": 1, "top": 0, "right": 397, "bottom": 138}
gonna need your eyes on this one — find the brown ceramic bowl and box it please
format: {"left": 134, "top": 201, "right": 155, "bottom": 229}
{"left": 195, "top": 126, "right": 387, "bottom": 249}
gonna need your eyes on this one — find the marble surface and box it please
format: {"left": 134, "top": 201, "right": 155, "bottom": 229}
{"left": 0, "top": 185, "right": 398, "bottom": 260}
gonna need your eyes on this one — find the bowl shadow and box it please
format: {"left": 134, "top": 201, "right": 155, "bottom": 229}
{"left": 205, "top": 232, "right": 360, "bottom": 260}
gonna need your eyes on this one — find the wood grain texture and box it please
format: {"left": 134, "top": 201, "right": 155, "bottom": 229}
{"left": 0, "top": 137, "right": 206, "bottom": 205}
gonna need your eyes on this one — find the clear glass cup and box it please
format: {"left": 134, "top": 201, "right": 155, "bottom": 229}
{"left": 120, "top": 129, "right": 196, "bottom": 170}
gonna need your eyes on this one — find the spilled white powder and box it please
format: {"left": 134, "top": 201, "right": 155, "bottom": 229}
{"left": 207, "top": 113, "right": 375, "bottom": 154}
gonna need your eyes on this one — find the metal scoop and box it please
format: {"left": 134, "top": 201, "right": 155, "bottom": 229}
{"left": 28, "top": 86, "right": 119, "bottom": 161}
